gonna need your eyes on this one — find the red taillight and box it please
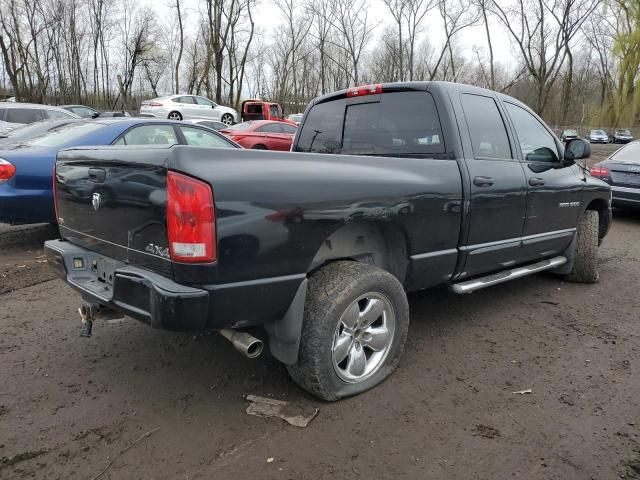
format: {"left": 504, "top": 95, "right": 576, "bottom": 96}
{"left": 346, "top": 84, "right": 383, "bottom": 97}
{"left": 148, "top": 102, "right": 164, "bottom": 107}
{"left": 591, "top": 166, "right": 610, "bottom": 178}
{"left": 52, "top": 165, "right": 59, "bottom": 223}
{"left": 0, "top": 158, "right": 16, "bottom": 184}
{"left": 166, "top": 171, "right": 216, "bottom": 263}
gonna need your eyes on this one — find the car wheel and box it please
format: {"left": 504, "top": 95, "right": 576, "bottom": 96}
{"left": 287, "top": 261, "right": 409, "bottom": 401}
{"left": 221, "top": 113, "right": 233, "bottom": 125}
{"left": 566, "top": 210, "right": 599, "bottom": 283}
{"left": 252, "top": 144, "right": 267, "bottom": 150}
{"left": 168, "top": 111, "right": 182, "bottom": 121}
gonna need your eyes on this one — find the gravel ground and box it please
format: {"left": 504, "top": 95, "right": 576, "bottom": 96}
{"left": 0, "top": 144, "right": 638, "bottom": 480}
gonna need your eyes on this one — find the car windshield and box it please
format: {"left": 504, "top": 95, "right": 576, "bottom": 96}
{"left": 25, "top": 122, "right": 105, "bottom": 147}
{"left": 564, "top": 129, "right": 577, "bottom": 135}
{"left": 225, "top": 122, "right": 256, "bottom": 131}
{"left": 610, "top": 142, "right": 640, "bottom": 163}
{"left": 616, "top": 129, "right": 631, "bottom": 135}
{"left": 592, "top": 130, "right": 606, "bottom": 135}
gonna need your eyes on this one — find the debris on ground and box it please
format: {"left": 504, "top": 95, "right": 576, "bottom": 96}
{"left": 246, "top": 395, "right": 318, "bottom": 428}
{"left": 472, "top": 424, "right": 501, "bottom": 439}
{"left": 512, "top": 388, "right": 532, "bottom": 395}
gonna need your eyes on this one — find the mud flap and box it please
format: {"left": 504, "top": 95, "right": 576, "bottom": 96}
{"left": 551, "top": 232, "right": 577, "bottom": 275}
{"left": 265, "top": 279, "right": 307, "bottom": 365}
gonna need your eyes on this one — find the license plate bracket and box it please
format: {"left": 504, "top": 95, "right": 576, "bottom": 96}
{"left": 95, "top": 257, "right": 117, "bottom": 286}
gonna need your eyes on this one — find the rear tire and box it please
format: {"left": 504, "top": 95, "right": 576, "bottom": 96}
{"left": 168, "top": 111, "right": 182, "bottom": 121}
{"left": 252, "top": 144, "right": 267, "bottom": 150}
{"left": 287, "top": 261, "right": 409, "bottom": 401}
{"left": 566, "top": 210, "right": 599, "bottom": 283}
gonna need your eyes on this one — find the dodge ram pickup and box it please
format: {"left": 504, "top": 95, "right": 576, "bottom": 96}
{"left": 45, "top": 81, "right": 612, "bottom": 401}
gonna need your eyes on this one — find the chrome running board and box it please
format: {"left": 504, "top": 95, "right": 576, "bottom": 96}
{"left": 451, "top": 256, "right": 567, "bottom": 294}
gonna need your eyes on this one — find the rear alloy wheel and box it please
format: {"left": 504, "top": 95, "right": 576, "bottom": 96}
{"left": 168, "top": 111, "right": 182, "bottom": 121}
{"left": 287, "top": 261, "right": 409, "bottom": 401}
{"left": 221, "top": 113, "right": 233, "bottom": 125}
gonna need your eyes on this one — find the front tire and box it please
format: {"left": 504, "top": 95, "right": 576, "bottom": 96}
{"left": 287, "top": 261, "right": 409, "bottom": 401}
{"left": 168, "top": 111, "right": 182, "bottom": 121}
{"left": 566, "top": 210, "right": 599, "bottom": 283}
{"left": 221, "top": 113, "right": 233, "bottom": 125}
{"left": 252, "top": 144, "right": 267, "bottom": 150}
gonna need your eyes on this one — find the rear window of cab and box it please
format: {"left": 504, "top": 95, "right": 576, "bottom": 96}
{"left": 294, "top": 91, "right": 445, "bottom": 156}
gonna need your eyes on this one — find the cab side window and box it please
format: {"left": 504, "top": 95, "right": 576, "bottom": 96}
{"left": 505, "top": 103, "right": 559, "bottom": 163}
{"left": 461, "top": 94, "right": 512, "bottom": 160}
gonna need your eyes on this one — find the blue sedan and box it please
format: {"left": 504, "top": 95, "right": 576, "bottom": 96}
{"left": 0, "top": 118, "right": 239, "bottom": 224}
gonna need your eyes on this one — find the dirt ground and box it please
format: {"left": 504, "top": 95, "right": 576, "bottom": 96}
{"left": 1, "top": 144, "right": 639, "bottom": 480}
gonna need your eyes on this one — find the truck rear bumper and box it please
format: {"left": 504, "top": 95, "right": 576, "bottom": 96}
{"left": 45, "top": 239, "right": 305, "bottom": 333}
{"left": 46, "top": 239, "right": 210, "bottom": 331}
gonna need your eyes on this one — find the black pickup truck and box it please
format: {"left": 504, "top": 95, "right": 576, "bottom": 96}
{"left": 45, "top": 82, "right": 611, "bottom": 400}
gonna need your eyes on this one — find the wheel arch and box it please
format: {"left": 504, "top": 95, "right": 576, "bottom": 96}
{"left": 307, "top": 222, "right": 410, "bottom": 285}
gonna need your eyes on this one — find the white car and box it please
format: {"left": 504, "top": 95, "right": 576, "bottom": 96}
{"left": 140, "top": 95, "right": 238, "bottom": 125}
{"left": 0, "top": 102, "right": 80, "bottom": 134}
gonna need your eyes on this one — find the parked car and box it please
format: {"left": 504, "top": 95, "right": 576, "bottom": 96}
{"left": 0, "top": 118, "right": 239, "bottom": 225}
{"left": 286, "top": 113, "right": 304, "bottom": 124}
{"left": 0, "top": 103, "right": 80, "bottom": 134}
{"left": 611, "top": 128, "right": 633, "bottom": 144}
{"left": 139, "top": 95, "right": 238, "bottom": 125}
{"left": 591, "top": 140, "right": 640, "bottom": 207}
{"left": 587, "top": 129, "right": 609, "bottom": 143}
{"left": 0, "top": 118, "right": 82, "bottom": 144}
{"left": 61, "top": 105, "right": 101, "bottom": 118}
{"left": 561, "top": 129, "right": 578, "bottom": 142}
{"left": 46, "top": 81, "right": 611, "bottom": 401}
{"left": 184, "top": 119, "right": 228, "bottom": 131}
{"left": 240, "top": 100, "right": 291, "bottom": 123}
{"left": 220, "top": 120, "right": 297, "bottom": 150}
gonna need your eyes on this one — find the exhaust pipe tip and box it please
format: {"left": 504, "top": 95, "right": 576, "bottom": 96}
{"left": 218, "top": 329, "right": 264, "bottom": 358}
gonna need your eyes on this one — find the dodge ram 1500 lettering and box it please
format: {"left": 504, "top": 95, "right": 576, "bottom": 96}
{"left": 45, "top": 82, "right": 612, "bottom": 401}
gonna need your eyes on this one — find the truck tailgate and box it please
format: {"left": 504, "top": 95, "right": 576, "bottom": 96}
{"left": 55, "top": 146, "right": 173, "bottom": 277}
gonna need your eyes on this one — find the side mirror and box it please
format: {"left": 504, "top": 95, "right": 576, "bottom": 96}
{"left": 565, "top": 138, "right": 590, "bottom": 164}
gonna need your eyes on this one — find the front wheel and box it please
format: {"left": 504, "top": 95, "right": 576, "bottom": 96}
{"left": 287, "top": 261, "right": 409, "bottom": 401}
{"left": 221, "top": 113, "right": 233, "bottom": 125}
{"left": 566, "top": 210, "right": 599, "bottom": 283}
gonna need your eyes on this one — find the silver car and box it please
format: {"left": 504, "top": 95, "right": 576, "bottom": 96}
{"left": 0, "top": 102, "right": 80, "bottom": 134}
{"left": 587, "top": 129, "right": 609, "bottom": 144}
{"left": 139, "top": 95, "right": 238, "bottom": 125}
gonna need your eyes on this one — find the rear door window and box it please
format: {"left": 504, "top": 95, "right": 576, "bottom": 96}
{"left": 296, "top": 91, "right": 444, "bottom": 156}
{"left": 281, "top": 124, "right": 297, "bottom": 135}
{"left": 121, "top": 125, "right": 178, "bottom": 145}
{"left": 461, "top": 94, "right": 512, "bottom": 160}
{"left": 180, "top": 126, "right": 236, "bottom": 147}
{"left": 47, "top": 109, "right": 74, "bottom": 119}
{"left": 5, "top": 108, "right": 45, "bottom": 124}
{"left": 257, "top": 123, "right": 283, "bottom": 133}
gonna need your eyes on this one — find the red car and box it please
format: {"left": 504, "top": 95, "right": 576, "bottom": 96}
{"left": 220, "top": 120, "right": 297, "bottom": 151}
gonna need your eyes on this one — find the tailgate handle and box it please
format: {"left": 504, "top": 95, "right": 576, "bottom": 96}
{"left": 88, "top": 168, "right": 106, "bottom": 183}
